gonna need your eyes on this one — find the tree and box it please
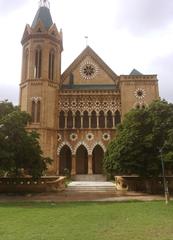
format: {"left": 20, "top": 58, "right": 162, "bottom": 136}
{"left": 0, "top": 101, "right": 52, "bottom": 177}
{"left": 103, "top": 100, "right": 173, "bottom": 177}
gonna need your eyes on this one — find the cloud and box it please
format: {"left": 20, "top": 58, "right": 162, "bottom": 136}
{"left": 115, "top": 0, "right": 173, "bottom": 34}
{"left": 147, "top": 53, "right": 173, "bottom": 103}
{"left": 0, "top": 85, "right": 19, "bottom": 105}
{"left": 0, "top": 0, "right": 30, "bottom": 15}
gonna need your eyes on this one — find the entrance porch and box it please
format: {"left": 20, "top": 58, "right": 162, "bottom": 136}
{"left": 57, "top": 144, "right": 104, "bottom": 176}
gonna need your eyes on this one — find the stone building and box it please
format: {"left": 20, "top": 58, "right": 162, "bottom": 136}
{"left": 19, "top": 1, "right": 159, "bottom": 176}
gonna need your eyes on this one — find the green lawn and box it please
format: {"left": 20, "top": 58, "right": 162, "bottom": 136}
{"left": 0, "top": 201, "right": 173, "bottom": 240}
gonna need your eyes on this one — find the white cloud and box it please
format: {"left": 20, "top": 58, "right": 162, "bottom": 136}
{"left": 0, "top": 0, "right": 173, "bottom": 104}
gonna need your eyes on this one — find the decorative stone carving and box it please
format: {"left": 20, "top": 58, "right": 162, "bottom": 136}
{"left": 70, "top": 133, "right": 78, "bottom": 141}
{"left": 102, "top": 133, "right": 110, "bottom": 141}
{"left": 86, "top": 132, "right": 94, "bottom": 141}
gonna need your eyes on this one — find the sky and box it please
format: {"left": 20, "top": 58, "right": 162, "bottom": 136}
{"left": 0, "top": 0, "right": 173, "bottom": 104}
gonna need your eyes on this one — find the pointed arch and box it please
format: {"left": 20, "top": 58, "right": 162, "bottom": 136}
{"left": 37, "top": 100, "right": 41, "bottom": 122}
{"left": 24, "top": 49, "right": 29, "bottom": 80}
{"left": 31, "top": 101, "right": 36, "bottom": 122}
{"left": 49, "top": 49, "right": 55, "bottom": 80}
{"left": 107, "top": 110, "right": 113, "bottom": 128}
{"left": 76, "top": 145, "right": 88, "bottom": 174}
{"left": 67, "top": 110, "right": 73, "bottom": 129}
{"left": 57, "top": 141, "right": 73, "bottom": 155}
{"left": 99, "top": 110, "right": 105, "bottom": 128}
{"left": 31, "top": 98, "right": 41, "bottom": 123}
{"left": 91, "top": 110, "right": 97, "bottom": 128}
{"left": 34, "top": 46, "right": 42, "bottom": 78}
{"left": 74, "top": 141, "right": 90, "bottom": 155}
{"left": 91, "top": 141, "right": 106, "bottom": 153}
{"left": 115, "top": 110, "right": 121, "bottom": 126}
{"left": 83, "top": 111, "right": 89, "bottom": 128}
{"left": 75, "top": 110, "right": 81, "bottom": 128}
{"left": 59, "top": 145, "right": 72, "bottom": 175}
{"left": 92, "top": 144, "right": 104, "bottom": 174}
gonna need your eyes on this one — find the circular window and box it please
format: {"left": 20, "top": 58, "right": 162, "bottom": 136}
{"left": 80, "top": 61, "right": 98, "bottom": 80}
{"left": 70, "top": 133, "right": 78, "bottom": 141}
{"left": 134, "top": 88, "right": 146, "bottom": 99}
{"left": 102, "top": 133, "right": 110, "bottom": 141}
{"left": 86, "top": 133, "right": 94, "bottom": 141}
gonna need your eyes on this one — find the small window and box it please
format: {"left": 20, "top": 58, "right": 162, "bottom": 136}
{"left": 34, "top": 47, "right": 42, "bottom": 78}
{"left": 49, "top": 50, "right": 55, "bottom": 80}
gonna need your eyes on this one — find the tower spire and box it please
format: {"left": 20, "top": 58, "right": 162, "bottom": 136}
{"left": 39, "top": 0, "right": 50, "bottom": 9}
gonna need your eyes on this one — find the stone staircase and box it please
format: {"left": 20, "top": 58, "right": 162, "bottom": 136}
{"left": 67, "top": 181, "right": 115, "bottom": 193}
{"left": 71, "top": 174, "right": 107, "bottom": 182}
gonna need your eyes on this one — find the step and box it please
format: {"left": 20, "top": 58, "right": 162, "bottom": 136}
{"left": 71, "top": 174, "right": 107, "bottom": 182}
{"left": 67, "top": 181, "right": 115, "bottom": 193}
{"left": 67, "top": 187, "right": 115, "bottom": 193}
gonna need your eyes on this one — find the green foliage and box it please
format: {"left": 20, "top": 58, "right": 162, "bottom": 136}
{"left": 0, "top": 100, "right": 18, "bottom": 119}
{"left": 103, "top": 100, "right": 173, "bottom": 177}
{"left": 0, "top": 100, "right": 52, "bottom": 177}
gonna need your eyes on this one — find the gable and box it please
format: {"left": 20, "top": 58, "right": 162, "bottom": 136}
{"left": 21, "top": 24, "right": 31, "bottom": 43}
{"left": 61, "top": 46, "right": 118, "bottom": 88}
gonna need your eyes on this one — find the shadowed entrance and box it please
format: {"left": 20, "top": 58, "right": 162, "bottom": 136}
{"left": 92, "top": 145, "right": 104, "bottom": 174}
{"left": 76, "top": 145, "right": 88, "bottom": 174}
{"left": 59, "top": 145, "right": 72, "bottom": 175}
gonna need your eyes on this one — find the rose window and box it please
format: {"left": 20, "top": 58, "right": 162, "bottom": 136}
{"left": 80, "top": 61, "right": 98, "bottom": 80}
{"left": 134, "top": 88, "right": 146, "bottom": 99}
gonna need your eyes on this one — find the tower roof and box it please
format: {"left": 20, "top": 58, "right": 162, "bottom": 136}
{"left": 130, "top": 68, "right": 143, "bottom": 75}
{"left": 31, "top": 6, "right": 53, "bottom": 30}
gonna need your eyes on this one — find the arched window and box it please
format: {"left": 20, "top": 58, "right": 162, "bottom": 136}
{"left": 107, "top": 111, "right": 113, "bottom": 128}
{"left": 34, "top": 47, "right": 42, "bottom": 78}
{"left": 136, "top": 104, "right": 140, "bottom": 109}
{"left": 75, "top": 111, "right": 81, "bottom": 128}
{"left": 142, "top": 104, "right": 146, "bottom": 109}
{"left": 115, "top": 110, "right": 121, "bottom": 126}
{"left": 49, "top": 49, "right": 55, "bottom": 80}
{"left": 59, "top": 111, "right": 65, "bottom": 129}
{"left": 31, "top": 100, "right": 41, "bottom": 123}
{"left": 99, "top": 111, "right": 105, "bottom": 128}
{"left": 67, "top": 110, "right": 73, "bottom": 129}
{"left": 83, "top": 111, "right": 89, "bottom": 128}
{"left": 24, "top": 49, "right": 29, "bottom": 80}
{"left": 91, "top": 111, "right": 97, "bottom": 128}
{"left": 59, "top": 145, "right": 72, "bottom": 175}
{"left": 37, "top": 100, "right": 41, "bottom": 123}
{"left": 31, "top": 101, "right": 36, "bottom": 122}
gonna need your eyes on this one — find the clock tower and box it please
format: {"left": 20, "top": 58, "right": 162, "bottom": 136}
{"left": 20, "top": 0, "right": 63, "bottom": 173}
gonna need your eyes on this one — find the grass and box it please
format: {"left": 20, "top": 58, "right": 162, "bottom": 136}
{"left": 0, "top": 201, "right": 173, "bottom": 240}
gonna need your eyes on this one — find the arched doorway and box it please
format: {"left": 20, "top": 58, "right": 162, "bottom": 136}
{"left": 92, "top": 145, "right": 104, "bottom": 174}
{"left": 59, "top": 145, "right": 72, "bottom": 175}
{"left": 76, "top": 145, "right": 88, "bottom": 174}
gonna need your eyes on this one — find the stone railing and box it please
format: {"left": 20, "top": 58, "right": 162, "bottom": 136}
{"left": 115, "top": 176, "right": 173, "bottom": 194}
{"left": 0, "top": 176, "right": 66, "bottom": 193}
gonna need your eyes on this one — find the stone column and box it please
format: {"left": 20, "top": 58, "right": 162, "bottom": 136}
{"left": 81, "top": 114, "right": 83, "bottom": 128}
{"left": 71, "top": 155, "right": 76, "bottom": 175}
{"left": 88, "top": 155, "right": 93, "bottom": 174}
{"left": 64, "top": 113, "right": 67, "bottom": 129}
{"left": 96, "top": 114, "right": 99, "bottom": 129}
{"left": 56, "top": 155, "right": 60, "bottom": 175}
{"left": 105, "top": 114, "right": 107, "bottom": 128}
{"left": 89, "top": 114, "right": 91, "bottom": 128}
{"left": 113, "top": 113, "right": 115, "bottom": 129}
{"left": 72, "top": 114, "right": 75, "bottom": 129}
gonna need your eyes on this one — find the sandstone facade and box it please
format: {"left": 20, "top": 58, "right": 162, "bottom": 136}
{"left": 19, "top": 2, "right": 159, "bottom": 175}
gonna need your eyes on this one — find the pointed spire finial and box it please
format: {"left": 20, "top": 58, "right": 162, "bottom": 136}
{"left": 85, "top": 36, "right": 88, "bottom": 47}
{"left": 39, "top": 0, "right": 50, "bottom": 9}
